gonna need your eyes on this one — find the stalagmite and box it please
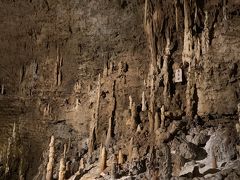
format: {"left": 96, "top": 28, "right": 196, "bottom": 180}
{"left": 160, "top": 106, "right": 165, "bottom": 129}
{"left": 118, "top": 150, "right": 124, "bottom": 165}
{"left": 105, "top": 117, "right": 113, "bottom": 147}
{"left": 99, "top": 146, "right": 107, "bottom": 173}
{"left": 46, "top": 136, "right": 55, "bottom": 180}
{"left": 141, "top": 91, "right": 147, "bottom": 111}
{"left": 148, "top": 111, "right": 154, "bottom": 133}
{"left": 79, "top": 158, "right": 84, "bottom": 171}
{"left": 58, "top": 157, "right": 65, "bottom": 180}
{"left": 154, "top": 112, "right": 160, "bottom": 131}
{"left": 136, "top": 124, "right": 142, "bottom": 133}
{"left": 128, "top": 137, "right": 134, "bottom": 162}
{"left": 129, "top": 95, "right": 133, "bottom": 110}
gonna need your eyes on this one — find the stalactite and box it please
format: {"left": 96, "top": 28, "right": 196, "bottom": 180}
{"left": 99, "top": 146, "right": 107, "bottom": 173}
{"left": 174, "top": 0, "right": 179, "bottom": 31}
{"left": 56, "top": 47, "right": 63, "bottom": 86}
{"left": 154, "top": 112, "right": 160, "bottom": 131}
{"left": 223, "top": 0, "right": 227, "bottom": 21}
{"left": 118, "top": 150, "right": 124, "bottom": 165}
{"left": 162, "top": 37, "right": 171, "bottom": 107}
{"left": 58, "top": 157, "right": 65, "bottom": 180}
{"left": 182, "top": 0, "right": 193, "bottom": 64}
{"left": 46, "top": 136, "right": 55, "bottom": 180}
{"left": 202, "top": 11, "right": 210, "bottom": 55}
{"left": 141, "top": 91, "right": 147, "bottom": 111}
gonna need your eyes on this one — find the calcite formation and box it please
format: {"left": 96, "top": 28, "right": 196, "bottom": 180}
{"left": 0, "top": 0, "right": 240, "bottom": 180}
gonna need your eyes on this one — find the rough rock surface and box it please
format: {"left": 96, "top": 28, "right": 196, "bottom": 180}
{"left": 0, "top": 0, "right": 240, "bottom": 180}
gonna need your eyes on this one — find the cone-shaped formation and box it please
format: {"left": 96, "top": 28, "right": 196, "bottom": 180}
{"left": 99, "top": 146, "right": 107, "bottom": 173}
{"left": 128, "top": 137, "right": 134, "bottom": 162}
{"left": 118, "top": 150, "right": 124, "bottom": 165}
{"left": 58, "top": 157, "right": 65, "bottom": 180}
{"left": 46, "top": 136, "right": 55, "bottom": 180}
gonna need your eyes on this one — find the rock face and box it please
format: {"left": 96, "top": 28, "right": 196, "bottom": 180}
{"left": 0, "top": 0, "right": 240, "bottom": 179}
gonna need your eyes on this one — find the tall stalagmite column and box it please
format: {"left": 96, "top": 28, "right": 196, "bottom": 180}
{"left": 46, "top": 136, "right": 55, "bottom": 180}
